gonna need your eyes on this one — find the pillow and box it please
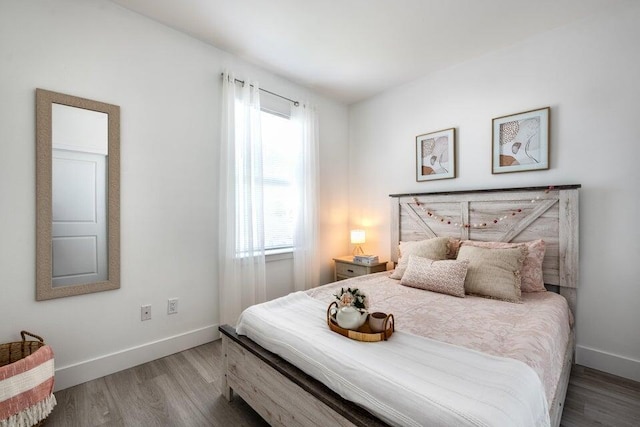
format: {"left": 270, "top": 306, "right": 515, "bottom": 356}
{"left": 456, "top": 245, "right": 527, "bottom": 303}
{"left": 389, "top": 237, "right": 450, "bottom": 279}
{"left": 460, "top": 239, "right": 546, "bottom": 292}
{"left": 400, "top": 255, "right": 469, "bottom": 298}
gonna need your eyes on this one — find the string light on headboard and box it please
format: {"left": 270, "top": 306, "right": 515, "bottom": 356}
{"left": 412, "top": 186, "right": 555, "bottom": 229}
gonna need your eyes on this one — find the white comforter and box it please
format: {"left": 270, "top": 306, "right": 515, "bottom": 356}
{"left": 236, "top": 292, "right": 550, "bottom": 427}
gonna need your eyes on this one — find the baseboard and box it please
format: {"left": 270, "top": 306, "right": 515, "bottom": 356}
{"left": 576, "top": 344, "right": 640, "bottom": 382}
{"left": 54, "top": 324, "right": 220, "bottom": 391}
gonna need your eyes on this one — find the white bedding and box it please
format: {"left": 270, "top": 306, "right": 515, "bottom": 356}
{"left": 307, "top": 272, "right": 573, "bottom": 404}
{"left": 236, "top": 291, "right": 550, "bottom": 427}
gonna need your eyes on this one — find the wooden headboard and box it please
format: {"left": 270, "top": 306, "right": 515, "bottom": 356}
{"left": 389, "top": 185, "right": 580, "bottom": 314}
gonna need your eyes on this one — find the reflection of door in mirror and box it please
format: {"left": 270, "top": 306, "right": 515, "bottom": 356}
{"left": 52, "top": 103, "right": 108, "bottom": 287}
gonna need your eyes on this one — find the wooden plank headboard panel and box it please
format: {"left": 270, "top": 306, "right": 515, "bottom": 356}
{"left": 389, "top": 185, "right": 580, "bottom": 313}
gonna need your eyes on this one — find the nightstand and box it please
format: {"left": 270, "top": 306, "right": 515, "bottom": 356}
{"left": 333, "top": 256, "right": 387, "bottom": 282}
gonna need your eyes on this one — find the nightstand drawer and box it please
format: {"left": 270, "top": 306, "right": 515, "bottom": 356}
{"left": 333, "top": 256, "right": 388, "bottom": 281}
{"left": 335, "top": 262, "right": 368, "bottom": 278}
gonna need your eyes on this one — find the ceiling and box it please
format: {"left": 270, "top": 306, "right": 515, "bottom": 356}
{"left": 111, "top": 0, "right": 624, "bottom": 104}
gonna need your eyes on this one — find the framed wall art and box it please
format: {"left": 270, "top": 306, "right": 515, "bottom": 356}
{"left": 492, "top": 107, "right": 550, "bottom": 174}
{"left": 416, "top": 128, "right": 456, "bottom": 182}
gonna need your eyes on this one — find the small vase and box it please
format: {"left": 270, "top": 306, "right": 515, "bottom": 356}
{"left": 336, "top": 306, "right": 368, "bottom": 330}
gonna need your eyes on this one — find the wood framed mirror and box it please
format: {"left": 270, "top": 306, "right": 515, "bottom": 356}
{"left": 36, "top": 89, "right": 120, "bottom": 300}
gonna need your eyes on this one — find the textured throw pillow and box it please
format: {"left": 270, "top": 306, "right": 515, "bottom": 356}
{"left": 457, "top": 245, "right": 527, "bottom": 303}
{"left": 461, "top": 239, "right": 546, "bottom": 292}
{"left": 389, "top": 237, "right": 450, "bottom": 279}
{"left": 400, "top": 255, "right": 469, "bottom": 298}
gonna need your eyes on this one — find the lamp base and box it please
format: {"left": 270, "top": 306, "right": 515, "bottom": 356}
{"left": 352, "top": 245, "right": 364, "bottom": 255}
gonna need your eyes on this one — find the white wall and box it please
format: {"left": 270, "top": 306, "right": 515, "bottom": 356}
{"left": 0, "top": 0, "right": 348, "bottom": 390}
{"left": 348, "top": 2, "right": 640, "bottom": 380}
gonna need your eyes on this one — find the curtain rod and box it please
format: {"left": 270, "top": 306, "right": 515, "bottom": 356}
{"left": 221, "top": 73, "right": 300, "bottom": 107}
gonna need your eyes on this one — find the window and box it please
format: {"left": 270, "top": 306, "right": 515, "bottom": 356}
{"left": 261, "top": 109, "right": 298, "bottom": 251}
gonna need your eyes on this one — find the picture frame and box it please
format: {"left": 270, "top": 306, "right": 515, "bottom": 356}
{"left": 492, "top": 107, "right": 550, "bottom": 174}
{"left": 416, "top": 128, "right": 456, "bottom": 182}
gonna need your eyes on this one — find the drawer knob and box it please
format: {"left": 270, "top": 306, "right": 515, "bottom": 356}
{"left": 347, "top": 269, "right": 354, "bottom": 273}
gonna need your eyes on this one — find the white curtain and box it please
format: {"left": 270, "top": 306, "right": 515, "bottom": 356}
{"left": 292, "top": 103, "right": 319, "bottom": 291}
{"left": 219, "top": 72, "right": 266, "bottom": 326}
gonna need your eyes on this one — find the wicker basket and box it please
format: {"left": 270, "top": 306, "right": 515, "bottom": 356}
{"left": 0, "top": 331, "right": 45, "bottom": 368}
{"left": 0, "top": 331, "right": 52, "bottom": 427}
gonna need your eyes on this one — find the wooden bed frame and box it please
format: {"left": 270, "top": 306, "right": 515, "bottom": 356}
{"left": 219, "top": 184, "right": 580, "bottom": 427}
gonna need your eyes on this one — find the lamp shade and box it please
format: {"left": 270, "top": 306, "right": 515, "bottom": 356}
{"left": 350, "top": 229, "right": 365, "bottom": 244}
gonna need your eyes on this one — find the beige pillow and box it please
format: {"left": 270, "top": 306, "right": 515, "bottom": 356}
{"left": 461, "top": 239, "right": 546, "bottom": 292}
{"left": 456, "top": 245, "right": 527, "bottom": 303}
{"left": 390, "top": 237, "right": 450, "bottom": 279}
{"left": 400, "top": 255, "right": 469, "bottom": 298}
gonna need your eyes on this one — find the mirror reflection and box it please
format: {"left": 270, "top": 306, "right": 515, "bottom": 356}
{"left": 52, "top": 104, "right": 109, "bottom": 287}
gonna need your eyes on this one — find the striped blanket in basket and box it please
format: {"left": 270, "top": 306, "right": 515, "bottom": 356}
{"left": 0, "top": 345, "right": 56, "bottom": 427}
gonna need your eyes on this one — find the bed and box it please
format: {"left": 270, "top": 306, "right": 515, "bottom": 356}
{"left": 219, "top": 185, "right": 580, "bottom": 427}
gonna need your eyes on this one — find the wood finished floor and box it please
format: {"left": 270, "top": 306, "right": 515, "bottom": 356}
{"left": 46, "top": 341, "right": 640, "bottom": 427}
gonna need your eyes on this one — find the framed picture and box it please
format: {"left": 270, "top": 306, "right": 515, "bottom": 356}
{"left": 416, "top": 128, "right": 456, "bottom": 182}
{"left": 492, "top": 107, "right": 550, "bottom": 174}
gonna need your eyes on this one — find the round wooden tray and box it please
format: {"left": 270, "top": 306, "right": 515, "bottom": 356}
{"left": 326, "top": 302, "right": 394, "bottom": 342}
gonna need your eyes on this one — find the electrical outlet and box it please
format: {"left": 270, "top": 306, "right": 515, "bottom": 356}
{"left": 141, "top": 304, "right": 152, "bottom": 321}
{"left": 168, "top": 298, "right": 178, "bottom": 315}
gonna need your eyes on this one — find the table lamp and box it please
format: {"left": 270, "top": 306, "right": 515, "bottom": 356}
{"left": 350, "top": 229, "right": 365, "bottom": 255}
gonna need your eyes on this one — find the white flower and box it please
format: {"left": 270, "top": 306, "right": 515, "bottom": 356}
{"left": 339, "top": 293, "right": 354, "bottom": 307}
